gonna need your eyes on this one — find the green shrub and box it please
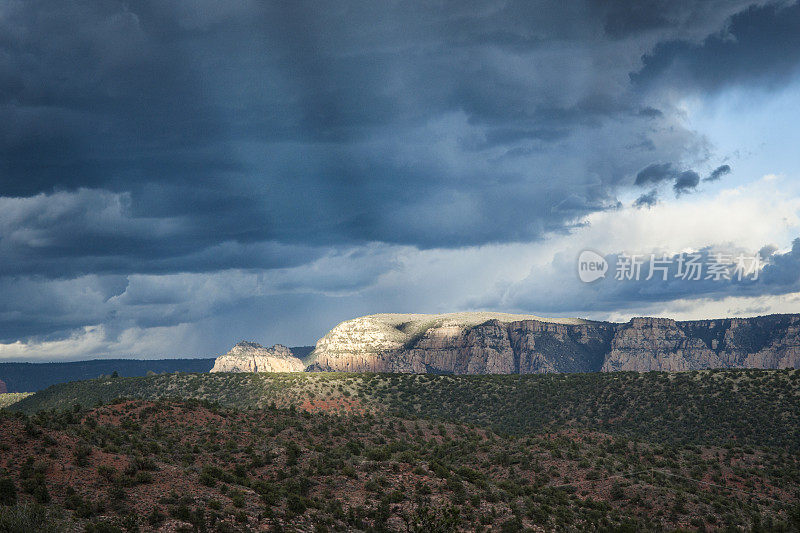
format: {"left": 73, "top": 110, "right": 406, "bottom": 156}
{"left": 287, "top": 494, "right": 307, "bottom": 515}
{"left": 85, "top": 518, "right": 124, "bottom": 533}
{"left": 147, "top": 507, "right": 166, "bottom": 528}
{"left": 97, "top": 465, "right": 117, "bottom": 482}
{"left": 134, "top": 471, "right": 153, "bottom": 484}
{"left": 285, "top": 441, "right": 302, "bottom": 466}
{"left": 231, "top": 491, "right": 245, "bottom": 508}
{"left": 0, "top": 504, "right": 69, "bottom": 533}
{"left": 610, "top": 482, "right": 626, "bottom": 500}
{"left": 74, "top": 445, "right": 92, "bottom": 467}
{"left": 365, "top": 446, "right": 390, "bottom": 461}
{"left": 0, "top": 478, "right": 17, "bottom": 506}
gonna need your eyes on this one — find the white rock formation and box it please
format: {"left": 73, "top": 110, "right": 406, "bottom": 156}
{"left": 210, "top": 342, "right": 305, "bottom": 373}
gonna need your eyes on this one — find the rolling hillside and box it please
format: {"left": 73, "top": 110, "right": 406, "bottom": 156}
{"left": 3, "top": 399, "right": 799, "bottom": 531}
{"left": 9, "top": 369, "right": 800, "bottom": 451}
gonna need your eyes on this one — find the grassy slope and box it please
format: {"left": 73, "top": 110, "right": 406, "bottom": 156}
{"left": 10, "top": 369, "right": 800, "bottom": 450}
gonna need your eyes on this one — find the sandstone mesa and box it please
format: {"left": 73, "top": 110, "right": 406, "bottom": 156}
{"left": 211, "top": 312, "right": 800, "bottom": 374}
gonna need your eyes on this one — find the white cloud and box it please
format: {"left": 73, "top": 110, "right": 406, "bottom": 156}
{"left": 372, "top": 175, "right": 800, "bottom": 318}
{"left": 600, "top": 291, "right": 800, "bottom": 323}
{"left": 0, "top": 323, "right": 202, "bottom": 361}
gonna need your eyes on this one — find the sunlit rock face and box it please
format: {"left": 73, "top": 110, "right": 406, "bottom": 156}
{"left": 307, "top": 312, "right": 610, "bottom": 374}
{"left": 307, "top": 312, "right": 800, "bottom": 374}
{"left": 210, "top": 342, "right": 305, "bottom": 373}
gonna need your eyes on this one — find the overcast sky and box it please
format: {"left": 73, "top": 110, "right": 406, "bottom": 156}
{"left": 2, "top": 0, "right": 800, "bottom": 360}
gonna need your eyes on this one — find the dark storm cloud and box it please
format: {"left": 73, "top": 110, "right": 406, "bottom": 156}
{"left": 706, "top": 164, "right": 732, "bottom": 182}
{"left": 600, "top": 0, "right": 772, "bottom": 38}
{"left": 0, "top": 189, "right": 323, "bottom": 278}
{"left": 2, "top": 0, "right": 800, "bottom": 352}
{"left": 635, "top": 163, "right": 677, "bottom": 185}
{"left": 2, "top": 0, "right": 791, "bottom": 261}
{"left": 673, "top": 170, "right": 700, "bottom": 194}
{"left": 634, "top": 189, "right": 659, "bottom": 208}
{"left": 760, "top": 238, "right": 800, "bottom": 286}
{"left": 634, "top": 163, "right": 702, "bottom": 194}
{"left": 633, "top": 1, "right": 800, "bottom": 91}
{"left": 638, "top": 107, "right": 664, "bottom": 118}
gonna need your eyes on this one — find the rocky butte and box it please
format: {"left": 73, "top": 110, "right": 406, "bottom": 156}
{"left": 210, "top": 342, "right": 305, "bottom": 373}
{"left": 302, "top": 312, "right": 800, "bottom": 374}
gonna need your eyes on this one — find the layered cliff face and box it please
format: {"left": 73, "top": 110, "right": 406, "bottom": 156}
{"left": 601, "top": 315, "right": 800, "bottom": 371}
{"left": 307, "top": 312, "right": 800, "bottom": 374}
{"left": 210, "top": 342, "right": 305, "bottom": 373}
{"left": 307, "top": 313, "right": 613, "bottom": 374}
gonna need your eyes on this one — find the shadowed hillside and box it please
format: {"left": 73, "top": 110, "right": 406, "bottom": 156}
{"left": 9, "top": 369, "right": 800, "bottom": 451}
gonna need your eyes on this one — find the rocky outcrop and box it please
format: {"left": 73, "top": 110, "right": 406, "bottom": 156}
{"left": 0, "top": 378, "right": 7, "bottom": 394}
{"left": 309, "top": 315, "right": 409, "bottom": 373}
{"left": 601, "top": 315, "right": 800, "bottom": 371}
{"left": 307, "top": 312, "right": 800, "bottom": 374}
{"left": 211, "top": 342, "right": 305, "bottom": 373}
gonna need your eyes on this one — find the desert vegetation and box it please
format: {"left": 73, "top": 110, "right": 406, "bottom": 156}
{"left": 1, "top": 398, "right": 799, "bottom": 531}
{"left": 2, "top": 369, "right": 800, "bottom": 531}
{"left": 11, "top": 369, "right": 800, "bottom": 450}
